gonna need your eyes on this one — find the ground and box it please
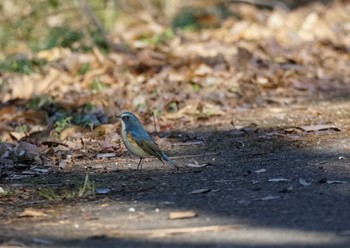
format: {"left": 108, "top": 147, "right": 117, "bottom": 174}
{"left": 0, "top": 1, "right": 350, "bottom": 247}
{"left": 1, "top": 96, "right": 350, "bottom": 248}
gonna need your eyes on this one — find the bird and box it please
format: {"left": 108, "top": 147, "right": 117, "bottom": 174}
{"left": 116, "top": 112, "right": 178, "bottom": 170}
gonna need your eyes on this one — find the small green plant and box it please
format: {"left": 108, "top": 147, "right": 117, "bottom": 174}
{"left": 0, "top": 187, "right": 18, "bottom": 197}
{"left": 44, "top": 26, "right": 83, "bottom": 50}
{"left": 84, "top": 102, "right": 95, "bottom": 111}
{"left": 91, "top": 31, "right": 109, "bottom": 52}
{"left": 78, "top": 174, "right": 95, "bottom": 197}
{"left": 37, "top": 174, "right": 95, "bottom": 201}
{"left": 136, "top": 103, "right": 147, "bottom": 113}
{"left": 72, "top": 115, "right": 96, "bottom": 129}
{"left": 53, "top": 116, "right": 72, "bottom": 139}
{"left": 15, "top": 124, "right": 29, "bottom": 134}
{"left": 171, "top": 7, "right": 200, "bottom": 30}
{"left": 78, "top": 63, "right": 90, "bottom": 75}
{"left": 142, "top": 29, "right": 175, "bottom": 47}
{"left": 27, "top": 95, "right": 54, "bottom": 109}
{"left": 90, "top": 79, "right": 107, "bottom": 93}
{"left": 192, "top": 83, "right": 202, "bottom": 93}
{"left": 153, "top": 109, "right": 162, "bottom": 117}
{"left": 38, "top": 188, "right": 59, "bottom": 201}
{"left": 167, "top": 102, "right": 178, "bottom": 112}
{"left": 0, "top": 56, "right": 45, "bottom": 74}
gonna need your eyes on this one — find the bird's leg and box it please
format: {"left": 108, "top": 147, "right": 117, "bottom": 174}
{"left": 137, "top": 158, "right": 144, "bottom": 170}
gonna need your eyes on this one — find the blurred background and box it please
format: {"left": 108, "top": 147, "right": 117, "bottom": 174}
{"left": 0, "top": 0, "right": 348, "bottom": 140}
{"left": 0, "top": 0, "right": 336, "bottom": 57}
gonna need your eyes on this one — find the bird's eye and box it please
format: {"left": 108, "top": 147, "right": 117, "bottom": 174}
{"left": 123, "top": 115, "right": 129, "bottom": 120}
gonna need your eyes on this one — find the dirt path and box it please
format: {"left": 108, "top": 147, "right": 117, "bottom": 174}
{"left": 1, "top": 99, "right": 350, "bottom": 248}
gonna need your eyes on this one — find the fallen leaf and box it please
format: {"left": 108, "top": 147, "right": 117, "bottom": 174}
{"left": 268, "top": 178, "right": 290, "bottom": 182}
{"left": 326, "top": 180, "right": 347, "bottom": 184}
{"left": 299, "top": 178, "right": 311, "bottom": 186}
{"left": 259, "top": 195, "right": 280, "bottom": 201}
{"left": 59, "top": 157, "right": 72, "bottom": 169}
{"left": 254, "top": 169, "right": 266, "bottom": 174}
{"left": 186, "top": 159, "right": 208, "bottom": 168}
{"left": 96, "top": 153, "right": 116, "bottom": 159}
{"left": 96, "top": 188, "right": 111, "bottom": 195}
{"left": 19, "top": 208, "right": 48, "bottom": 218}
{"left": 20, "top": 123, "right": 54, "bottom": 145}
{"left": 300, "top": 124, "right": 341, "bottom": 132}
{"left": 60, "top": 126, "right": 87, "bottom": 140}
{"left": 31, "top": 167, "right": 50, "bottom": 173}
{"left": 169, "top": 210, "right": 198, "bottom": 220}
{"left": 189, "top": 189, "right": 211, "bottom": 195}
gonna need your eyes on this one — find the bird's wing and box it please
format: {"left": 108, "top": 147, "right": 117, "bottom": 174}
{"left": 129, "top": 129, "right": 164, "bottom": 162}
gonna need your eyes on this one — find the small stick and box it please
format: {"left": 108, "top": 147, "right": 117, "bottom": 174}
{"left": 109, "top": 225, "right": 239, "bottom": 237}
{"left": 152, "top": 111, "right": 158, "bottom": 135}
{"left": 170, "top": 152, "right": 221, "bottom": 160}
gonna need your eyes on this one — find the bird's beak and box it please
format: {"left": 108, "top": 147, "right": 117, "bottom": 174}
{"left": 116, "top": 114, "right": 121, "bottom": 119}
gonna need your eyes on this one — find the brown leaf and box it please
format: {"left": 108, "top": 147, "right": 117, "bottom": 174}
{"left": 61, "top": 54, "right": 80, "bottom": 75}
{"left": 60, "top": 126, "right": 87, "bottom": 140}
{"left": 8, "top": 132, "right": 24, "bottom": 142}
{"left": 0, "top": 106, "right": 17, "bottom": 122}
{"left": 19, "top": 208, "right": 48, "bottom": 218}
{"left": 93, "top": 124, "right": 115, "bottom": 137}
{"left": 169, "top": 211, "right": 198, "bottom": 220}
{"left": 20, "top": 123, "right": 54, "bottom": 145}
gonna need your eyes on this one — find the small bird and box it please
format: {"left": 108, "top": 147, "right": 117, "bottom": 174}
{"left": 116, "top": 112, "right": 178, "bottom": 170}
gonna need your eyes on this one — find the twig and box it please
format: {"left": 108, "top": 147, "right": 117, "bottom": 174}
{"left": 152, "top": 112, "right": 158, "bottom": 135}
{"left": 172, "top": 141, "right": 204, "bottom": 146}
{"left": 109, "top": 225, "right": 239, "bottom": 237}
{"left": 79, "top": 174, "right": 90, "bottom": 197}
{"left": 170, "top": 152, "right": 221, "bottom": 160}
{"left": 229, "top": 0, "right": 290, "bottom": 10}
{"left": 79, "top": 0, "right": 131, "bottom": 53}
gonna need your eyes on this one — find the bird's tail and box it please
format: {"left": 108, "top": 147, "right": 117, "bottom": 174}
{"left": 162, "top": 152, "right": 179, "bottom": 170}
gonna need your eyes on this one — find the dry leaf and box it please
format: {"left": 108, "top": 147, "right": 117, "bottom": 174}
{"left": 189, "top": 189, "right": 211, "bottom": 195}
{"left": 254, "top": 169, "right": 266, "bottom": 174}
{"left": 19, "top": 208, "right": 48, "bottom": 218}
{"left": 186, "top": 159, "right": 208, "bottom": 168}
{"left": 259, "top": 195, "right": 280, "bottom": 201}
{"left": 169, "top": 210, "right": 198, "bottom": 220}
{"left": 268, "top": 178, "right": 290, "bottom": 182}
{"left": 60, "top": 126, "right": 87, "bottom": 140}
{"left": 299, "top": 178, "right": 311, "bottom": 186}
{"left": 96, "top": 153, "right": 116, "bottom": 159}
{"left": 300, "top": 125, "right": 340, "bottom": 132}
{"left": 326, "top": 180, "right": 347, "bottom": 184}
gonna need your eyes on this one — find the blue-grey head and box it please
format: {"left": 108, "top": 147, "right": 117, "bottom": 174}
{"left": 116, "top": 112, "right": 142, "bottom": 131}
